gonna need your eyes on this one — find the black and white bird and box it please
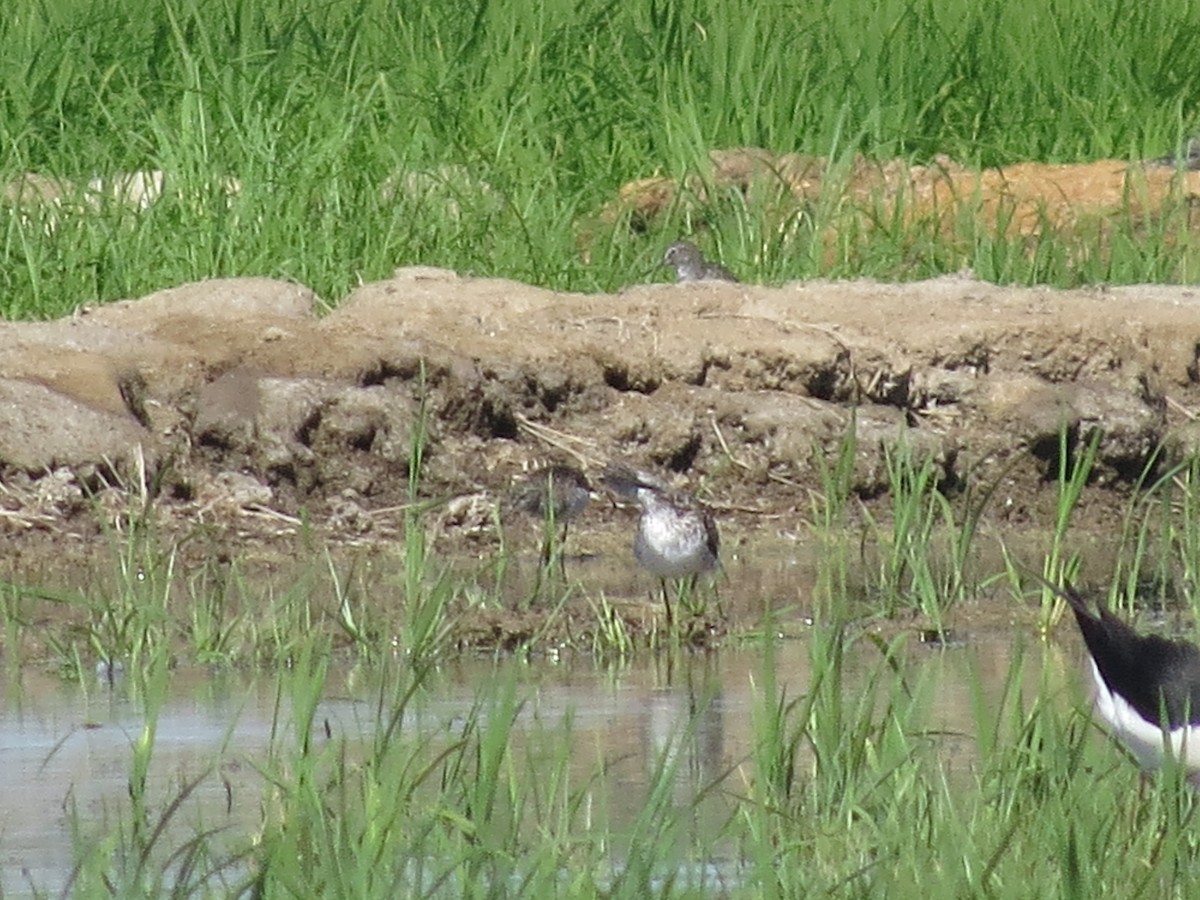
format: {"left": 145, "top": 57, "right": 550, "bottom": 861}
{"left": 1051, "top": 580, "right": 1200, "bottom": 787}
{"left": 661, "top": 240, "right": 739, "bottom": 283}
{"left": 602, "top": 464, "right": 720, "bottom": 625}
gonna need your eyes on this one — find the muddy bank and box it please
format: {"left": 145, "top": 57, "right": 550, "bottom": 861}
{"left": 1, "top": 268, "right": 1199, "bottom": 562}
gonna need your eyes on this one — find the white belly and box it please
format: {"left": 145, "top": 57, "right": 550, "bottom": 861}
{"left": 1090, "top": 660, "right": 1200, "bottom": 774}
{"left": 634, "top": 511, "right": 715, "bottom": 579}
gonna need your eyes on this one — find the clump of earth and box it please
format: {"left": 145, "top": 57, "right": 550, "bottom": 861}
{"left": 1, "top": 263, "right": 1197, "bottom": 574}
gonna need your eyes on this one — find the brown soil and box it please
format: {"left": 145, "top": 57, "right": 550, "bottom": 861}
{"left": 3, "top": 256, "right": 1200, "bottom": 654}
{"left": 590, "top": 148, "right": 1200, "bottom": 259}
{"left": 2, "top": 264, "right": 1198, "bottom": 554}
{"left": 9, "top": 150, "right": 1200, "bottom": 653}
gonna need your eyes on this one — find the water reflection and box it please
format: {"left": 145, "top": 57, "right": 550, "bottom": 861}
{"left": 637, "top": 657, "right": 727, "bottom": 810}
{"left": 0, "top": 627, "right": 1061, "bottom": 896}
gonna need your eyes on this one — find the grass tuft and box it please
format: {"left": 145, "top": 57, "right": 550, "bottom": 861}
{"left": 4, "top": 0, "right": 1200, "bottom": 317}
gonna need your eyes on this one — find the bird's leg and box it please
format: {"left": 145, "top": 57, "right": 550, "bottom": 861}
{"left": 549, "top": 525, "right": 571, "bottom": 580}
{"left": 540, "top": 509, "right": 556, "bottom": 564}
{"left": 661, "top": 579, "right": 674, "bottom": 629}
{"left": 681, "top": 573, "right": 699, "bottom": 619}
{"left": 556, "top": 522, "right": 570, "bottom": 580}
{"left": 537, "top": 515, "right": 566, "bottom": 588}
{"left": 530, "top": 540, "right": 548, "bottom": 604}
{"left": 711, "top": 579, "right": 726, "bottom": 622}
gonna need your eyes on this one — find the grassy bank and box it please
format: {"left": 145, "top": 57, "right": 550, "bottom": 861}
{"left": 3, "top": 0, "right": 1200, "bottom": 317}
{"left": 4, "top": 419, "right": 1200, "bottom": 670}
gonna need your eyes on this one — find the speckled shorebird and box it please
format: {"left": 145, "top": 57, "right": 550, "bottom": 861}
{"left": 507, "top": 465, "right": 592, "bottom": 573}
{"left": 661, "top": 239, "right": 739, "bottom": 283}
{"left": 510, "top": 465, "right": 591, "bottom": 523}
{"left": 1042, "top": 577, "right": 1200, "bottom": 788}
{"left": 602, "top": 463, "right": 720, "bottom": 625}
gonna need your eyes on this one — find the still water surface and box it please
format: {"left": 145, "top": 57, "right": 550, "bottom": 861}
{"left": 0, "top": 622, "right": 1069, "bottom": 895}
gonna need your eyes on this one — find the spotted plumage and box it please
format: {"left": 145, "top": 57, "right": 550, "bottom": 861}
{"left": 602, "top": 464, "right": 720, "bottom": 624}
{"left": 661, "top": 240, "right": 739, "bottom": 283}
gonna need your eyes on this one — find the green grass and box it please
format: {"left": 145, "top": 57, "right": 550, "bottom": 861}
{"left": 10, "top": 1, "right": 1200, "bottom": 889}
{"left": 38, "top": 610, "right": 1200, "bottom": 898}
{"left": 3, "top": 0, "right": 1200, "bottom": 319}
{"left": 4, "top": 415, "right": 1199, "bottom": 668}
{"left": 10, "top": 429, "right": 1200, "bottom": 894}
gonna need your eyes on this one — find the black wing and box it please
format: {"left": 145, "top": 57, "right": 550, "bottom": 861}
{"left": 1056, "top": 583, "right": 1200, "bottom": 729}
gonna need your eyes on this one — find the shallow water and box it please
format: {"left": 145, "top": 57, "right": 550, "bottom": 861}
{"left": 0, "top": 621, "right": 1066, "bottom": 896}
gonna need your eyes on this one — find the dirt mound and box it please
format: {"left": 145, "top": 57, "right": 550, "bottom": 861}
{"left": 0, "top": 265, "right": 1197, "bottom": 554}
{"left": 591, "top": 148, "right": 1200, "bottom": 265}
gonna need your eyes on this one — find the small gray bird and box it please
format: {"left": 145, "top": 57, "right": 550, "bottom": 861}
{"left": 662, "top": 240, "right": 739, "bottom": 283}
{"left": 509, "top": 465, "right": 591, "bottom": 524}
{"left": 507, "top": 465, "right": 592, "bottom": 575}
{"left": 602, "top": 463, "right": 720, "bottom": 625}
